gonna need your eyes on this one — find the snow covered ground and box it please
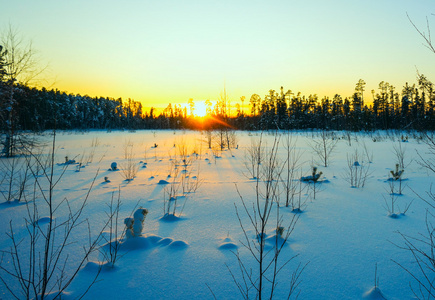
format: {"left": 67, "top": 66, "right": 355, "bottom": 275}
{"left": 0, "top": 129, "right": 434, "bottom": 299}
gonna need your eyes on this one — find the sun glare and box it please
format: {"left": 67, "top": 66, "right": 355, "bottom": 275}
{"left": 195, "top": 101, "right": 207, "bottom": 117}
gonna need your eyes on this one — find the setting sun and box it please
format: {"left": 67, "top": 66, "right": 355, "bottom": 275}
{"left": 194, "top": 101, "right": 208, "bottom": 117}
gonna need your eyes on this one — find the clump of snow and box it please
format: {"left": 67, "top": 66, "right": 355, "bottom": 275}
{"left": 124, "top": 208, "right": 148, "bottom": 238}
{"left": 109, "top": 162, "right": 117, "bottom": 171}
{"left": 35, "top": 216, "right": 53, "bottom": 224}
{"left": 133, "top": 208, "right": 148, "bottom": 236}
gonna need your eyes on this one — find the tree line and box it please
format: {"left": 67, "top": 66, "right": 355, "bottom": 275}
{"left": 1, "top": 75, "right": 435, "bottom": 133}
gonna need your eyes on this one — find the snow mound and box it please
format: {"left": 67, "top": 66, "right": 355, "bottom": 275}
{"left": 0, "top": 199, "right": 26, "bottom": 208}
{"left": 363, "top": 287, "right": 387, "bottom": 299}
{"left": 146, "top": 234, "right": 163, "bottom": 244}
{"left": 112, "top": 234, "right": 186, "bottom": 252}
{"left": 219, "top": 242, "right": 238, "bottom": 250}
{"left": 168, "top": 240, "right": 189, "bottom": 249}
{"left": 161, "top": 214, "right": 183, "bottom": 222}
{"left": 158, "top": 237, "right": 174, "bottom": 246}
{"left": 120, "top": 236, "right": 152, "bottom": 250}
{"left": 83, "top": 261, "right": 116, "bottom": 273}
{"left": 219, "top": 237, "right": 238, "bottom": 250}
{"left": 265, "top": 234, "right": 288, "bottom": 247}
{"left": 36, "top": 216, "right": 53, "bottom": 224}
{"left": 158, "top": 238, "right": 174, "bottom": 246}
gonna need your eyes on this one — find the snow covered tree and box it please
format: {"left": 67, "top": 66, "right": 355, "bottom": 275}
{"left": 0, "top": 25, "right": 45, "bottom": 156}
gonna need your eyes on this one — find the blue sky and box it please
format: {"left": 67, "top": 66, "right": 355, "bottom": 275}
{"left": 1, "top": 0, "right": 434, "bottom": 108}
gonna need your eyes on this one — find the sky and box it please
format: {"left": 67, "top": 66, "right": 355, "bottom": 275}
{"left": 1, "top": 0, "right": 435, "bottom": 109}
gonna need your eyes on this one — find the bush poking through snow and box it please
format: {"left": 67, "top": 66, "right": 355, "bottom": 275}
{"left": 301, "top": 166, "right": 322, "bottom": 182}
{"left": 390, "top": 164, "right": 404, "bottom": 181}
{"left": 276, "top": 226, "right": 285, "bottom": 238}
{"left": 110, "top": 162, "right": 117, "bottom": 171}
{"left": 389, "top": 164, "right": 405, "bottom": 195}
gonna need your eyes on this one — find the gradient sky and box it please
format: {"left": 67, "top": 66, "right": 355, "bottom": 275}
{"left": 1, "top": 0, "right": 434, "bottom": 108}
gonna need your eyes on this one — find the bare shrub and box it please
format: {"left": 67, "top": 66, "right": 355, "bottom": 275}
{"left": 123, "top": 139, "right": 134, "bottom": 159}
{"left": 344, "top": 150, "right": 371, "bottom": 188}
{"left": 392, "top": 141, "right": 410, "bottom": 170}
{"left": 383, "top": 178, "right": 412, "bottom": 218}
{"left": 163, "top": 141, "right": 203, "bottom": 218}
{"left": 120, "top": 144, "right": 139, "bottom": 181}
{"left": 360, "top": 139, "right": 373, "bottom": 163}
{"left": 85, "top": 137, "right": 100, "bottom": 164}
{"left": 309, "top": 130, "right": 338, "bottom": 167}
{"left": 393, "top": 188, "right": 435, "bottom": 299}
{"left": 0, "top": 132, "right": 108, "bottom": 299}
{"left": 291, "top": 174, "right": 308, "bottom": 213}
{"left": 393, "top": 130, "right": 435, "bottom": 299}
{"left": 100, "top": 188, "right": 124, "bottom": 266}
{"left": 225, "top": 129, "right": 238, "bottom": 150}
{"left": 281, "top": 134, "right": 303, "bottom": 209}
{"left": 243, "top": 137, "right": 265, "bottom": 179}
{"left": 229, "top": 135, "right": 306, "bottom": 299}
{"left": 163, "top": 161, "right": 181, "bottom": 217}
{"left": 417, "top": 132, "right": 435, "bottom": 173}
{"left": 181, "top": 165, "right": 203, "bottom": 195}
{"left": 0, "top": 155, "right": 32, "bottom": 202}
{"left": 204, "top": 129, "right": 213, "bottom": 149}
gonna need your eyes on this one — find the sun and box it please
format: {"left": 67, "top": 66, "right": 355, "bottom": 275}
{"left": 194, "top": 101, "right": 207, "bottom": 117}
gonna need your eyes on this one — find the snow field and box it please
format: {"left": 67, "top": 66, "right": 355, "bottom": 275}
{"left": 0, "top": 129, "right": 433, "bottom": 299}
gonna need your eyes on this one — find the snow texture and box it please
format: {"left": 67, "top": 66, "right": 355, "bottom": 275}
{"left": 0, "top": 130, "right": 433, "bottom": 300}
